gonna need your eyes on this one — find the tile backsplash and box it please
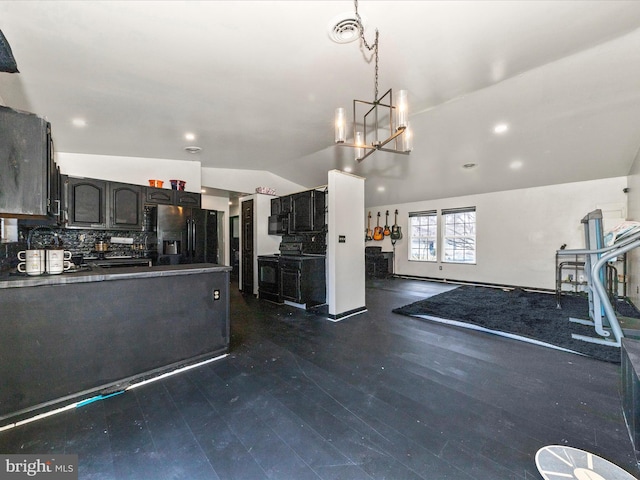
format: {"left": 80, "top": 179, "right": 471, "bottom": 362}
{"left": 0, "top": 227, "right": 155, "bottom": 272}
{"left": 0, "top": 242, "right": 22, "bottom": 272}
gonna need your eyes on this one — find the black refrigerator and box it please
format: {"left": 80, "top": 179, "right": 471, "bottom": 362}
{"left": 155, "top": 205, "right": 219, "bottom": 264}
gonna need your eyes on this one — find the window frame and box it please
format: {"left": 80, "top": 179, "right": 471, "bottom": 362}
{"left": 441, "top": 207, "right": 476, "bottom": 264}
{"left": 408, "top": 210, "right": 438, "bottom": 262}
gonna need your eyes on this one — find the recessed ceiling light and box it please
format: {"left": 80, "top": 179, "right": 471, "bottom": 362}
{"left": 201, "top": 189, "right": 206, "bottom": 193}
{"left": 72, "top": 118, "right": 86, "bottom": 127}
{"left": 463, "top": 163, "right": 477, "bottom": 169}
{"left": 377, "top": 186, "right": 385, "bottom": 192}
{"left": 344, "top": 166, "right": 353, "bottom": 173}
{"left": 185, "top": 132, "right": 195, "bottom": 141}
{"left": 494, "top": 123, "right": 509, "bottom": 134}
{"left": 510, "top": 160, "right": 523, "bottom": 170}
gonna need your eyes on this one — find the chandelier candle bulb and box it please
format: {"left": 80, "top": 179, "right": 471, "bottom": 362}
{"left": 403, "top": 122, "right": 413, "bottom": 152}
{"left": 355, "top": 131, "right": 365, "bottom": 161}
{"left": 397, "top": 89, "right": 408, "bottom": 129}
{"left": 335, "top": 107, "right": 346, "bottom": 143}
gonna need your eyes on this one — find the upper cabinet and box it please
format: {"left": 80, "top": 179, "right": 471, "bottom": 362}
{"left": 0, "top": 106, "right": 61, "bottom": 220}
{"left": 145, "top": 187, "right": 174, "bottom": 205}
{"left": 64, "top": 177, "right": 143, "bottom": 230}
{"left": 110, "top": 183, "right": 143, "bottom": 229}
{"left": 175, "top": 191, "right": 201, "bottom": 207}
{"left": 270, "top": 188, "right": 326, "bottom": 235}
{"left": 292, "top": 189, "right": 326, "bottom": 233}
{"left": 145, "top": 188, "right": 201, "bottom": 207}
{"left": 64, "top": 177, "right": 107, "bottom": 228}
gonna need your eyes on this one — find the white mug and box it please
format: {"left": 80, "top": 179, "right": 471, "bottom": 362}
{"left": 17, "top": 249, "right": 46, "bottom": 276}
{"left": 46, "top": 249, "right": 72, "bottom": 274}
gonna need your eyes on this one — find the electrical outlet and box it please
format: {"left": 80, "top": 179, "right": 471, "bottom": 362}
{"left": 439, "top": 266, "right": 442, "bottom": 270}
{"left": 213, "top": 289, "right": 221, "bottom": 301}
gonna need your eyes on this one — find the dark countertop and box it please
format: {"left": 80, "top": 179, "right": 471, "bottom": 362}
{"left": 0, "top": 263, "right": 232, "bottom": 289}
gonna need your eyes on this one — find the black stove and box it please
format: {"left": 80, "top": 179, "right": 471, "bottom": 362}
{"left": 279, "top": 233, "right": 326, "bottom": 255}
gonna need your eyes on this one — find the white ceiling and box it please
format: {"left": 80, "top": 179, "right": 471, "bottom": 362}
{"left": 1, "top": 1, "right": 639, "bottom": 206}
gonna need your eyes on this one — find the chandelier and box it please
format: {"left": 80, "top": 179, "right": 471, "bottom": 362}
{"left": 334, "top": 0, "right": 412, "bottom": 162}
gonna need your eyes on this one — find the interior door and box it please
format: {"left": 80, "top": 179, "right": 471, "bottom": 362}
{"left": 230, "top": 215, "right": 240, "bottom": 277}
{"left": 241, "top": 199, "right": 254, "bottom": 294}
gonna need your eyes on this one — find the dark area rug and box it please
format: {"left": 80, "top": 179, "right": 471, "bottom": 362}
{"left": 392, "top": 285, "right": 640, "bottom": 363}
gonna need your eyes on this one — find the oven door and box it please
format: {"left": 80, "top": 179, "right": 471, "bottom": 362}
{"left": 258, "top": 257, "right": 281, "bottom": 302}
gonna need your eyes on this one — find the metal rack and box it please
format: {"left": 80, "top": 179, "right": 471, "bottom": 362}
{"left": 555, "top": 252, "right": 587, "bottom": 307}
{"left": 555, "top": 250, "right": 627, "bottom": 309}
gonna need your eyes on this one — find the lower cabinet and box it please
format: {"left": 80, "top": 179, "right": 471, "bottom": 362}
{"left": 279, "top": 256, "right": 326, "bottom": 306}
{"left": 258, "top": 255, "right": 326, "bottom": 307}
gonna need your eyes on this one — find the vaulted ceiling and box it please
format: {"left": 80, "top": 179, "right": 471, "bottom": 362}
{"left": 1, "top": 1, "right": 639, "bottom": 206}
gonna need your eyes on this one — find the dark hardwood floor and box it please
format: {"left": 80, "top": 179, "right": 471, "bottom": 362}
{"left": 1, "top": 277, "right": 638, "bottom": 479}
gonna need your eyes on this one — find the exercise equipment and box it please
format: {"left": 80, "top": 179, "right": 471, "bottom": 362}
{"left": 556, "top": 210, "right": 640, "bottom": 347}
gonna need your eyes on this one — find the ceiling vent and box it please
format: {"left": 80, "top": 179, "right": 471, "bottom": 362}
{"left": 184, "top": 146, "right": 202, "bottom": 154}
{"left": 328, "top": 13, "right": 364, "bottom": 44}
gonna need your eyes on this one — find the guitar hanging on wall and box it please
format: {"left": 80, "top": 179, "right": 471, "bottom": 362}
{"left": 365, "top": 211, "right": 373, "bottom": 242}
{"left": 383, "top": 210, "right": 391, "bottom": 236}
{"left": 390, "top": 209, "right": 403, "bottom": 240}
{"left": 373, "top": 211, "right": 384, "bottom": 241}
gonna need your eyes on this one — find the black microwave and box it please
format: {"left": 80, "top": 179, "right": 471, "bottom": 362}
{"left": 268, "top": 214, "right": 289, "bottom": 235}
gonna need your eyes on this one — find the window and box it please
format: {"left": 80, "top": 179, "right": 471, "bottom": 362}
{"left": 409, "top": 210, "right": 437, "bottom": 261}
{"left": 442, "top": 207, "right": 476, "bottom": 264}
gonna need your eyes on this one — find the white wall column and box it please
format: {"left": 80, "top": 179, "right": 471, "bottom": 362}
{"left": 327, "top": 170, "right": 366, "bottom": 318}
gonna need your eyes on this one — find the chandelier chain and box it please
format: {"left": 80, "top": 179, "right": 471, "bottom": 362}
{"left": 354, "top": 0, "right": 379, "bottom": 101}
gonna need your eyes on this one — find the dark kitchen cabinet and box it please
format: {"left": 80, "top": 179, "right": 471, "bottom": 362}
{"left": 280, "top": 195, "right": 292, "bottom": 214}
{"left": 110, "top": 182, "right": 143, "bottom": 229}
{"left": 47, "top": 131, "right": 63, "bottom": 223}
{"left": 0, "top": 106, "right": 60, "bottom": 220}
{"left": 279, "top": 255, "right": 325, "bottom": 306}
{"left": 145, "top": 187, "right": 174, "bottom": 205}
{"left": 65, "top": 176, "right": 107, "bottom": 228}
{"left": 49, "top": 166, "right": 63, "bottom": 224}
{"left": 270, "top": 197, "right": 281, "bottom": 215}
{"left": 292, "top": 189, "right": 326, "bottom": 233}
{"left": 175, "top": 191, "right": 201, "bottom": 207}
{"left": 64, "top": 177, "right": 143, "bottom": 230}
{"left": 144, "top": 188, "right": 201, "bottom": 208}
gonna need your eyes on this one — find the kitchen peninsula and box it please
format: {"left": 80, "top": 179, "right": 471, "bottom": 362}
{"left": 0, "top": 263, "right": 231, "bottom": 425}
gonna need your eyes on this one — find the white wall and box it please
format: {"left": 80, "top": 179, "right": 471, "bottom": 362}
{"left": 626, "top": 151, "right": 640, "bottom": 305}
{"left": 56, "top": 152, "right": 201, "bottom": 192}
{"left": 327, "top": 170, "right": 366, "bottom": 316}
{"left": 368, "top": 176, "right": 628, "bottom": 290}
{"left": 201, "top": 167, "right": 306, "bottom": 197}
